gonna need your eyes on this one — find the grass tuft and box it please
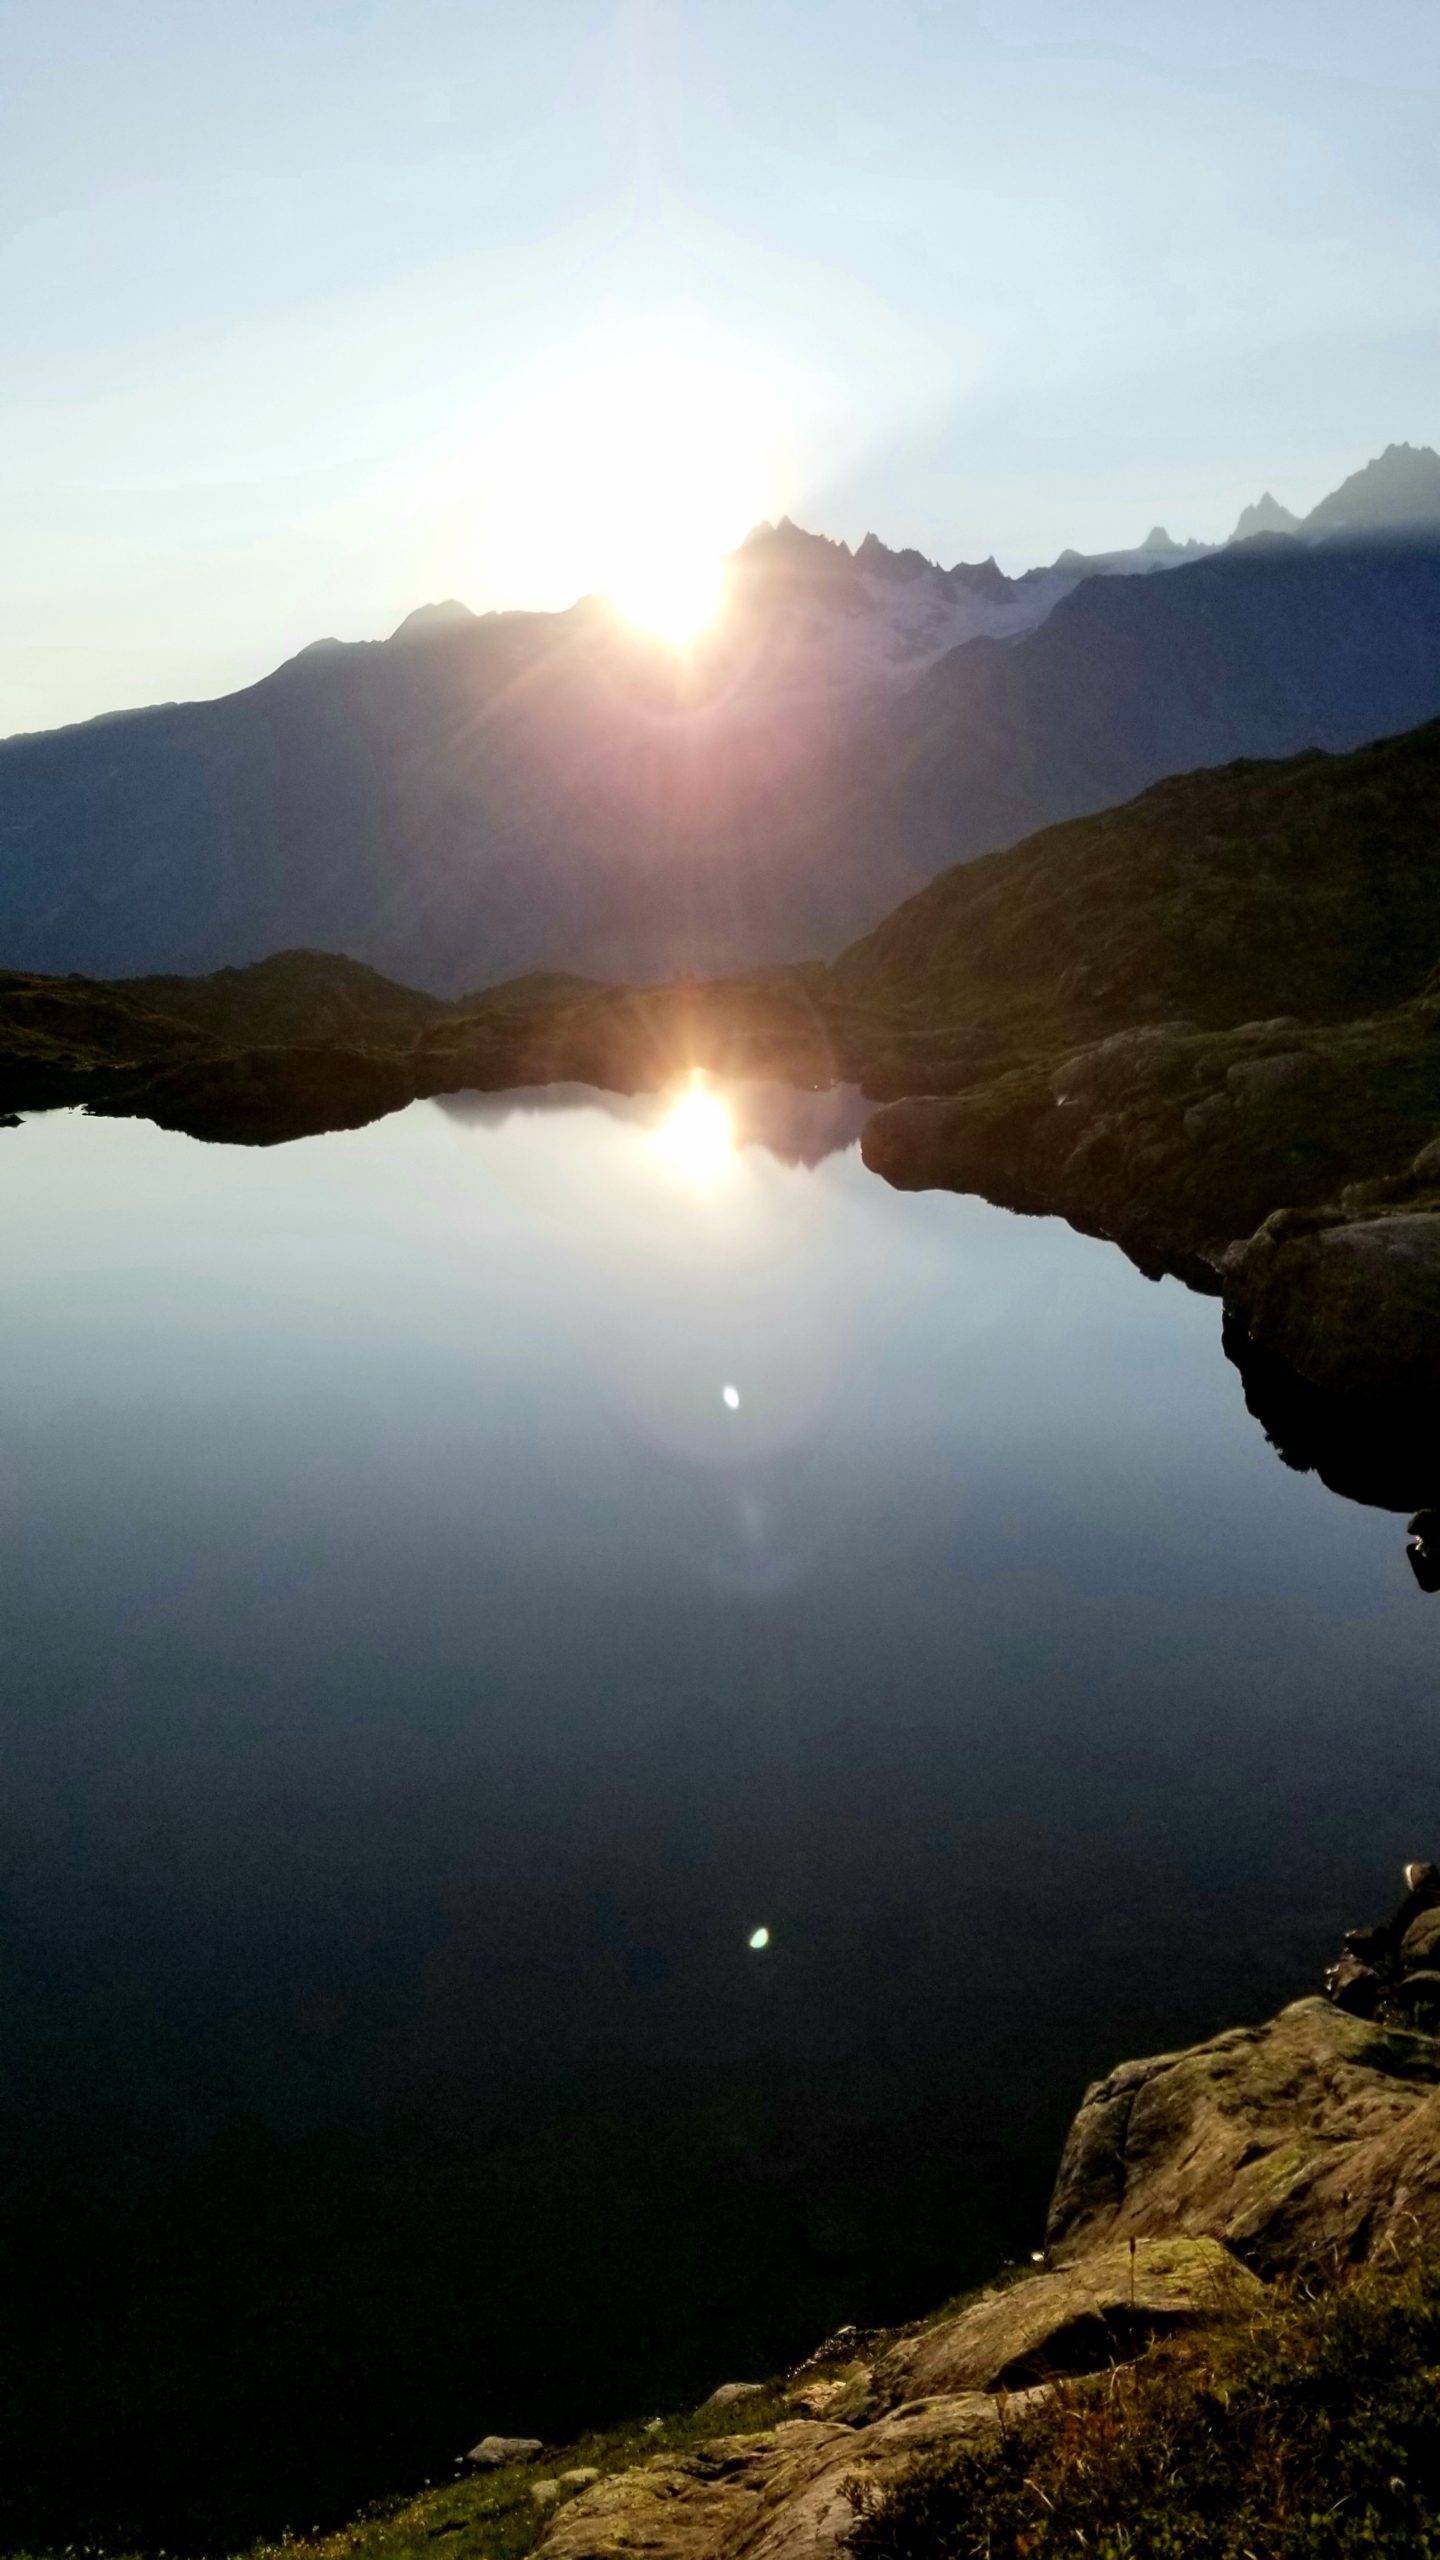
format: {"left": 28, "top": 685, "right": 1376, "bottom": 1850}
{"left": 845, "top": 2251, "right": 1440, "bottom": 2559}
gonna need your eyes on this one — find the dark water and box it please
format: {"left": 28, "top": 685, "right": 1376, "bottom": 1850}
{"left": 2, "top": 1086, "right": 1437, "bottom": 2547}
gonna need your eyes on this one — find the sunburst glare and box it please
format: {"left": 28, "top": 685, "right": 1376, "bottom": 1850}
{"left": 457, "top": 324, "right": 789, "bottom": 645}
{"left": 613, "top": 551, "right": 726, "bottom": 647}
{"left": 655, "top": 1073, "right": 736, "bottom": 1180}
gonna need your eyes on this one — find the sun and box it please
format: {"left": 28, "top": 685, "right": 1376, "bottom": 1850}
{"left": 655, "top": 1073, "right": 735, "bottom": 1179}
{"left": 612, "top": 551, "right": 726, "bottom": 647}
{"left": 458, "top": 322, "right": 789, "bottom": 645}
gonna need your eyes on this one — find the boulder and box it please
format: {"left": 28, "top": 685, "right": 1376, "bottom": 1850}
{"left": 1225, "top": 1052, "right": 1312, "bottom": 1102}
{"left": 787, "top": 2377, "right": 855, "bottom": 2419}
{"left": 1326, "top": 1955, "right": 1382, "bottom": 2016}
{"left": 1183, "top": 1092, "right": 1233, "bottom": 1144}
{"left": 1401, "top": 1908, "right": 1440, "bottom": 1971}
{"left": 1047, "top": 1996, "right": 1440, "bottom": 2271}
{"left": 466, "top": 2434, "right": 545, "bottom": 2468}
{"left": 699, "top": 2383, "right": 767, "bottom": 2411}
{"left": 835, "top": 2237, "right": 1259, "bottom": 2420}
{"left": 1223, "top": 1212, "right": 1440, "bottom": 1395}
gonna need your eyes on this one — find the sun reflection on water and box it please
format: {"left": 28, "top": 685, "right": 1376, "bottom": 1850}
{"left": 654, "top": 1073, "right": 736, "bottom": 1181}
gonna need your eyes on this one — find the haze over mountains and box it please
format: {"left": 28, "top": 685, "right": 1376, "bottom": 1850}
{"left": 4, "top": 444, "right": 1440, "bottom": 995}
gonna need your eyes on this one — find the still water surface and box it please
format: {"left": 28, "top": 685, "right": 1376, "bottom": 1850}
{"left": 2, "top": 1087, "right": 1437, "bottom": 2543}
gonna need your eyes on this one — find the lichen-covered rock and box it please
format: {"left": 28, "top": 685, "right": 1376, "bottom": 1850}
{"left": 538, "top": 2399, "right": 1038, "bottom": 2560}
{"left": 835, "top": 2237, "right": 1259, "bottom": 2420}
{"left": 467, "top": 2434, "right": 544, "bottom": 2467}
{"left": 1047, "top": 1996, "right": 1440, "bottom": 2271}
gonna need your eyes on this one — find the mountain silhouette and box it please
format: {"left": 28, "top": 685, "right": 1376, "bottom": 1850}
{"left": 4, "top": 453, "right": 1440, "bottom": 992}
{"left": 1230, "top": 491, "right": 1301, "bottom": 541}
{"left": 1302, "top": 441, "right": 1440, "bottom": 536}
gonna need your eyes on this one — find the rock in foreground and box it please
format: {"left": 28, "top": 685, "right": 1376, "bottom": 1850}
{"left": 1048, "top": 1995, "right": 1440, "bottom": 2270}
{"left": 537, "top": 2241, "right": 1246, "bottom": 2560}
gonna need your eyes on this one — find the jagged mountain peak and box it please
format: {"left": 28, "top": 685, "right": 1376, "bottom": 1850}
{"left": 1231, "top": 491, "right": 1301, "bottom": 543}
{"left": 855, "top": 531, "right": 937, "bottom": 581}
{"left": 733, "top": 517, "right": 857, "bottom": 584}
{"left": 948, "top": 554, "right": 1014, "bottom": 602}
{"left": 1304, "top": 442, "right": 1440, "bottom": 536}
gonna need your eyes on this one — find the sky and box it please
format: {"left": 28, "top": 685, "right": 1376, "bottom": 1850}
{"left": 3, "top": 0, "right": 1440, "bottom": 734}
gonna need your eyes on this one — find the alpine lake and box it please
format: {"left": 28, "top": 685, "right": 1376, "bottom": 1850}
{"left": 2, "top": 1081, "right": 1437, "bottom": 2548}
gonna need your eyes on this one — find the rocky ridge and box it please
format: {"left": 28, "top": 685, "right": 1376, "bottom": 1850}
{"left": 8, "top": 454, "right": 1440, "bottom": 993}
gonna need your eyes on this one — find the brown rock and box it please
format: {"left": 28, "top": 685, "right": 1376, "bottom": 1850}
{"left": 786, "top": 2378, "right": 857, "bottom": 2420}
{"left": 1327, "top": 1955, "right": 1382, "bottom": 2015}
{"left": 537, "top": 2241, "right": 1252, "bottom": 2560}
{"left": 538, "top": 2400, "right": 1041, "bottom": 2560}
{"left": 1222, "top": 1212, "right": 1440, "bottom": 1396}
{"left": 1047, "top": 1996, "right": 1440, "bottom": 2270}
{"left": 1400, "top": 1908, "right": 1440, "bottom": 1971}
{"left": 838, "top": 2237, "right": 1258, "bottom": 2419}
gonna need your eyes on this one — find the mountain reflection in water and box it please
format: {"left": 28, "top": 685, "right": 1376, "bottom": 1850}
{"left": 2, "top": 1087, "right": 1438, "bottom": 2552}
{"left": 434, "top": 1078, "right": 872, "bottom": 1170}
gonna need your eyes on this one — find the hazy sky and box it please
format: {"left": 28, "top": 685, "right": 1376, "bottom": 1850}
{"left": 4, "top": 0, "right": 1440, "bottom": 733}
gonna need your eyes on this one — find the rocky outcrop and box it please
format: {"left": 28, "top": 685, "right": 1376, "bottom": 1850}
{"left": 537, "top": 2399, "right": 1020, "bottom": 2560}
{"left": 535, "top": 2242, "right": 1247, "bottom": 2560}
{"left": 1223, "top": 1207, "right": 1440, "bottom": 1396}
{"left": 830, "top": 2239, "right": 1259, "bottom": 2421}
{"left": 1325, "top": 1861, "right": 1440, "bottom": 2023}
{"left": 1047, "top": 1997, "right": 1440, "bottom": 2272}
{"left": 521, "top": 1865, "right": 1440, "bottom": 2560}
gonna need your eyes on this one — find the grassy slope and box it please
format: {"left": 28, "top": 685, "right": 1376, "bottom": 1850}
{"left": 847, "top": 2252, "right": 1440, "bottom": 2560}
{"left": 11, "top": 715, "right": 1440, "bottom": 1165}
{"left": 837, "top": 722, "right": 1440, "bottom": 1275}
{"left": 834, "top": 718, "right": 1440, "bottom": 1057}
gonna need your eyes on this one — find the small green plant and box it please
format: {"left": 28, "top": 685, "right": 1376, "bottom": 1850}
{"left": 235, "top": 2378, "right": 801, "bottom": 2560}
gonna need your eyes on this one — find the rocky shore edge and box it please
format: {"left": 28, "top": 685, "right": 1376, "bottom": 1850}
{"left": 9, "top": 940, "right": 1440, "bottom": 1530}
{"left": 392, "top": 1865, "right": 1440, "bottom": 2560}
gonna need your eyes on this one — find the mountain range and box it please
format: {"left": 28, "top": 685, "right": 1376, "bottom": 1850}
{"left": 4, "top": 443, "right": 1440, "bottom": 994}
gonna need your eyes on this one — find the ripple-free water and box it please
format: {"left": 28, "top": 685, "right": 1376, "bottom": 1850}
{"left": 1, "top": 1089, "right": 1435, "bottom": 2543}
